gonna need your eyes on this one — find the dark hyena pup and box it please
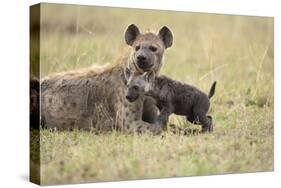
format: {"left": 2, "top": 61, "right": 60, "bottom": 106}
{"left": 125, "top": 70, "right": 217, "bottom": 133}
{"left": 41, "top": 24, "right": 173, "bottom": 132}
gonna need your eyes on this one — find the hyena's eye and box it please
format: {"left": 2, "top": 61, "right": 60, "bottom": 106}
{"left": 132, "top": 85, "right": 139, "bottom": 91}
{"left": 135, "top": 45, "right": 140, "bottom": 51}
{"left": 149, "top": 46, "right": 157, "bottom": 52}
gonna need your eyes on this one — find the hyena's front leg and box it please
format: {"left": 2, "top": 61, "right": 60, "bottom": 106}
{"left": 156, "top": 105, "right": 173, "bottom": 131}
{"left": 142, "top": 96, "right": 158, "bottom": 124}
{"left": 132, "top": 120, "right": 160, "bottom": 135}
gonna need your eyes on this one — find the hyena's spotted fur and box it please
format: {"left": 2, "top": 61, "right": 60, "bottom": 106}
{"left": 41, "top": 24, "right": 173, "bottom": 133}
{"left": 121, "top": 69, "right": 160, "bottom": 133}
{"left": 122, "top": 94, "right": 154, "bottom": 133}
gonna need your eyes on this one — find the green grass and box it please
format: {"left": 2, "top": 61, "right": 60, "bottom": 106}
{"left": 32, "top": 3, "right": 274, "bottom": 185}
{"left": 39, "top": 105, "right": 273, "bottom": 185}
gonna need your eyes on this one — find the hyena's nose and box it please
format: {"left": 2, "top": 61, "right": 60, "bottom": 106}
{"left": 126, "top": 95, "right": 131, "bottom": 101}
{"left": 137, "top": 55, "right": 147, "bottom": 61}
{"left": 126, "top": 95, "right": 134, "bottom": 102}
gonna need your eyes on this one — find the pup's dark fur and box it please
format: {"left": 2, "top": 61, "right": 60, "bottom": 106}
{"left": 126, "top": 71, "right": 216, "bottom": 133}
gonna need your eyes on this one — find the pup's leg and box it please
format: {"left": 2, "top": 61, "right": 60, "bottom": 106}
{"left": 186, "top": 115, "right": 200, "bottom": 125}
{"left": 157, "top": 106, "right": 173, "bottom": 129}
{"left": 142, "top": 96, "right": 159, "bottom": 124}
{"left": 200, "top": 115, "right": 212, "bottom": 133}
{"left": 207, "top": 115, "right": 213, "bottom": 132}
{"left": 193, "top": 108, "right": 213, "bottom": 133}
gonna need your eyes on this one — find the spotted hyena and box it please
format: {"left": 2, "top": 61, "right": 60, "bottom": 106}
{"left": 125, "top": 70, "right": 217, "bottom": 133}
{"left": 41, "top": 24, "right": 173, "bottom": 133}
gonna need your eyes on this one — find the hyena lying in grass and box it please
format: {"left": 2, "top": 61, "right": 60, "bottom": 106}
{"left": 125, "top": 70, "right": 217, "bottom": 133}
{"left": 41, "top": 24, "right": 173, "bottom": 133}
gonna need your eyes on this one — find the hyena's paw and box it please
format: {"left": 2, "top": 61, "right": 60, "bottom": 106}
{"left": 150, "top": 123, "right": 162, "bottom": 135}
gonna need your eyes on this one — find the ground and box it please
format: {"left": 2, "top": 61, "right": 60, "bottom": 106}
{"left": 31, "top": 3, "right": 274, "bottom": 185}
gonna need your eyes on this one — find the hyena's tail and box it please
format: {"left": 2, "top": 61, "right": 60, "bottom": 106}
{"left": 208, "top": 81, "right": 217, "bottom": 99}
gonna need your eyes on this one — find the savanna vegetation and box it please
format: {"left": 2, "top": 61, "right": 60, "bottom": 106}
{"left": 30, "top": 3, "right": 273, "bottom": 185}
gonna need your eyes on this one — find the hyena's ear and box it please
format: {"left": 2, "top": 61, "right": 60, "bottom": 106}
{"left": 158, "top": 26, "right": 173, "bottom": 48}
{"left": 125, "top": 24, "right": 140, "bottom": 46}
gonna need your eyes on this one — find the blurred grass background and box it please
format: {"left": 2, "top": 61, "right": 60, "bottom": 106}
{"left": 32, "top": 3, "right": 274, "bottom": 185}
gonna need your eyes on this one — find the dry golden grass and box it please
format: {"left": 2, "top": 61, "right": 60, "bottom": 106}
{"left": 30, "top": 3, "right": 274, "bottom": 185}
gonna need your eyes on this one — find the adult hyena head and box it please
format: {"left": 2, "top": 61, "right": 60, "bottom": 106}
{"left": 125, "top": 24, "right": 173, "bottom": 74}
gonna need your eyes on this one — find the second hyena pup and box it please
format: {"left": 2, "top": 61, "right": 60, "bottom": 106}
{"left": 125, "top": 70, "right": 217, "bottom": 133}
{"left": 122, "top": 68, "right": 160, "bottom": 134}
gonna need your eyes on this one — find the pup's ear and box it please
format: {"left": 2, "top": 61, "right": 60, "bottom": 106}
{"left": 158, "top": 26, "right": 173, "bottom": 48}
{"left": 123, "top": 67, "right": 132, "bottom": 84}
{"left": 141, "top": 72, "right": 148, "bottom": 79}
{"left": 144, "top": 71, "right": 155, "bottom": 91}
{"left": 146, "top": 71, "right": 155, "bottom": 84}
{"left": 125, "top": 24, "right": 140, "bottom": 46}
